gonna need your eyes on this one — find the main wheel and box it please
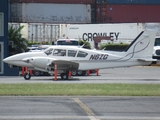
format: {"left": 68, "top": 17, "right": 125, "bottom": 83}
{"left": 60, "top": 73, "right": 68, "bottom": 80}
{"left": 24, "top": 73, "right": 31, "bottom": 80}
{"left": 71, "top": 70, "right": 77, "bottom": 76}
{"left": 77, "top": 70, "right": 86, "bottom": 76}
{"left": 33, "top": 70, "right": 41, "bottom": 76}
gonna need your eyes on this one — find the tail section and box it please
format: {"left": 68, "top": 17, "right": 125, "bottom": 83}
{"left": 124, "top": 29, "right": 157, "bottom": 60}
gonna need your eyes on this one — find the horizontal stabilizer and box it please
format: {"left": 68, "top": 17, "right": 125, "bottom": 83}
{"left": 137, "top": 58, "right": 157, "bottom": 62}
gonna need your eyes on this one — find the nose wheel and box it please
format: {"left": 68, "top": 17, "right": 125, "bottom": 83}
{"left": 24, "top": 72, "right": 31, "bottom": 80}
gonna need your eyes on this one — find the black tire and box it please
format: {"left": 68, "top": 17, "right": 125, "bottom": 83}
{"left": 24, "top": 73, "right": 31, "bottom": 80}
{"left": 33, "top": 70, "right": 41, "bottom": 76}
{"left": 71, "top": 71, "right": 77, "bottom": 76}
{"left": 77, "top": 70, "right": 86, "bottom": 76}
{"left": 60, "top": 73, "right": 68, "bottom": 80}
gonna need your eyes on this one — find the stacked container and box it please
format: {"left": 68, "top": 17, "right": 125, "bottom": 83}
{"left": 9, "top": 0, "right": 160, "bottom": 23}
{"left": 9, "top": 0, "right": 93, "bottom": 23}
{"left": 10, "top": 0, "right": 93, "bottom": 4}
{"left": 95, "top": 0, "right": 160, "bottom": 23}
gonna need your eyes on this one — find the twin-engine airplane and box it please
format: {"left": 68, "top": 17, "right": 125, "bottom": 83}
{"left": 3, "top": 28, "right": 157, "bottom": 80}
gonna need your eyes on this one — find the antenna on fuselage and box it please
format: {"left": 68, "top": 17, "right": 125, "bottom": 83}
{"left": 102, "top": 47, "right": 106, "bottom": 51}
{"left": 80, "top": 43, "right": 86, "bottom": 48}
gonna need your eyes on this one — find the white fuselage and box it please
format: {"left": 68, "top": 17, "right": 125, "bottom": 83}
{"left": 3, "top": 46, "right": 151, "bottom": 73}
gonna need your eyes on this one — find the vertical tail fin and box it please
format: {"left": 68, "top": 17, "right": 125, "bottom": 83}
{"left": 124, "top": 29, "right": 157, "bottom": 60}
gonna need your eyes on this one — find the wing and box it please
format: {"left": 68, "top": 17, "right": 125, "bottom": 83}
{"left": 51, "top": 60, "right": 79, "bottom": 70}
{"left": 22, "top": 57, "right": 79, "bottom": 71}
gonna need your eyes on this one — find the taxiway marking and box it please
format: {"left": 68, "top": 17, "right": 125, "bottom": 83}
{"left": 73, "top": 98, "right": 100, "bottom": 120}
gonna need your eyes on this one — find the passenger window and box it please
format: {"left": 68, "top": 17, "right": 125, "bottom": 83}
{"left": 77, "top": 51, "right": 88, "bottom": 57}
{"left": 44, "top": 48, "right": 53, "bottom": 55}
{"left": 68, "top": 50, "right": 77, "bottom": 57}
{"left": 53, "top": 49, "right": 66, "bottom": 56}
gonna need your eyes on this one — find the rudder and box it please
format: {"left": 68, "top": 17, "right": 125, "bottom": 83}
{"left": 124, "top": 30, "right": 156, "bottom": 59}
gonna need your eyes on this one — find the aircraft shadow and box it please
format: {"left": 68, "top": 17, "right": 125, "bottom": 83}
{"left": 29, "top": 76, "right": 80, "bottom": 81}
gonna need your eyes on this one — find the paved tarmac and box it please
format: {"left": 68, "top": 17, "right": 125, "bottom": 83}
{"left": 0, "top": 66, "right": 160, "bottom": 120}
{"left": 0, "top": 96, "right": 160, "bottom": 120}
{"left": 0, "top": 66, "right": 160, "bottom": 84}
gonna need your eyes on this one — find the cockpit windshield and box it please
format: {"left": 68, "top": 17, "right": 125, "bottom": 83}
{"left": 44, "top": 48, "right": 53, "bottom": 55}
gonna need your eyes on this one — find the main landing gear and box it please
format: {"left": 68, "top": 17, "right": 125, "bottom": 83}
{"left": 60, "top": 73, "right": 68, "bottom": 80}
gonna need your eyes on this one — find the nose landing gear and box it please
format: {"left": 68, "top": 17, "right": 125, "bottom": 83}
{"left": 24, "top": 72, "right": 31, "bottom": 80}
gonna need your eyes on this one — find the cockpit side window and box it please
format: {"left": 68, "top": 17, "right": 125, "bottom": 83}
{"left": 53, "top": 49, "right": 66, "bottom": 56}
{"left": 44, "top": 48, "right": 53, "bottom": 55}
{"left": 77, "top": 51, "right": 88, "bottom": 57}
{"left": 68, "top": 50, "right": 77, "bottom": 57}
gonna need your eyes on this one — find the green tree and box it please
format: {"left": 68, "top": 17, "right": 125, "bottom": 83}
{"left": 8, "top": 25, "right": 28, "bottom": 53}
{"left": 79, "top": 40, "right": 91, "bottom": 49}
{"left": 99, "top": 43, "right": 129, "bottom": 51}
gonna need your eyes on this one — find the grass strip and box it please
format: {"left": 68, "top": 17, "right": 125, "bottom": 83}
{"left": 0, "top": 83, "right": 159, "bottom": 96}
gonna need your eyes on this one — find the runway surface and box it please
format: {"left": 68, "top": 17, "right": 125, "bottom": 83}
{"left": 0, "top": 66, "right": 160, "bottom": 120}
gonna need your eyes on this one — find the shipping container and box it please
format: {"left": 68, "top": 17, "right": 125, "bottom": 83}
{"left": 28, "top": 23, "right": 59, "bottom": 43}
{"left": 10, "top": 0, "right": 94, "bottom": 4}
{"left": 9, "top": 23, "right": 147, "bottom": 48}
{"left": 11, "top": 0, "right": 160, "bottom": 5}
{"left": 96, "top": 0, "right": 160, "bottom": 5}
{"left": 91, "top": 5, "right": 96, "bottom": 23}
{"left": 10, "top": 3, "right": 91, "bottom": 23}
{"left": 59, "top": 23, "right": 145, "bottom": 48}
{"left": 9, "top": 23, "right": 60, "bottom": 44}
{"left": 96, "top": 5, "right": 160, "bottom": 23}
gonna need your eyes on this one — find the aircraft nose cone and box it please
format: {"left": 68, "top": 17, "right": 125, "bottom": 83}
{"left": 3, "top": 57, "right": 11, "bottom": 64}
